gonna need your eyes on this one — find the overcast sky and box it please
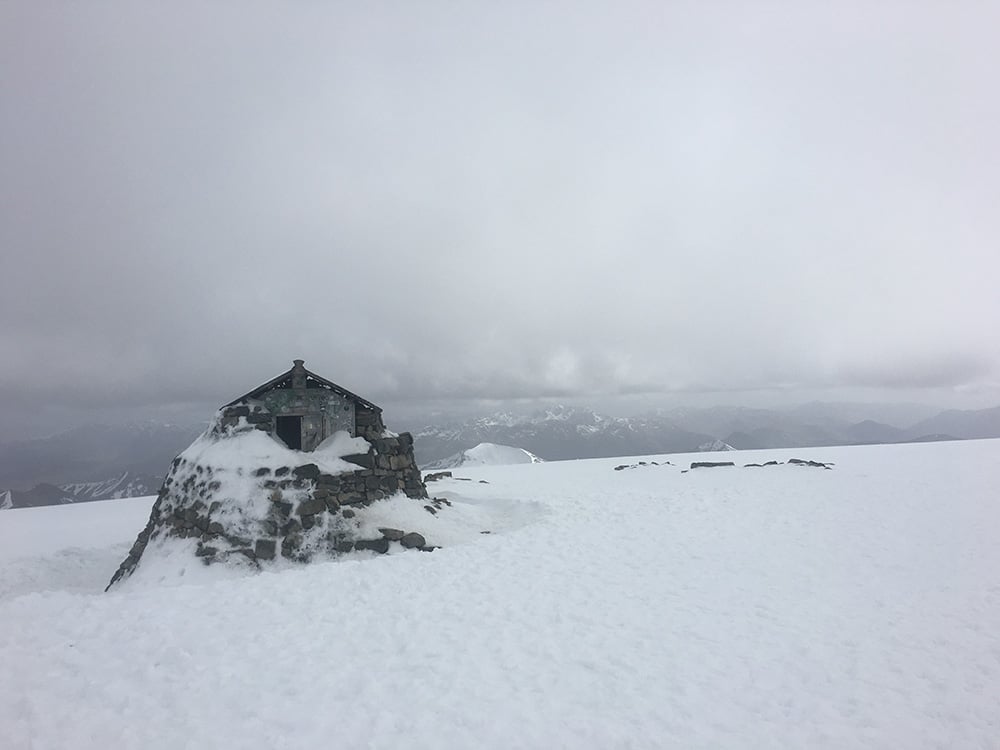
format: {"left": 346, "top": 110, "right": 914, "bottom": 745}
{"left": 2, "top": 1, "right": 999, "bottom": 439}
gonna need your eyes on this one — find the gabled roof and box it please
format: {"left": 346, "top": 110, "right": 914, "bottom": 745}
{"left": 225, "top": 362, "right": 381, "bottom": 412}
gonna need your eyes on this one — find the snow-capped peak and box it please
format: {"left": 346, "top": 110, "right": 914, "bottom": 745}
{"left": 697, "top": 439, "right": 736, "bottom": 452}
{"left": 424, "top": 443, "right": 544, "bottom": 470}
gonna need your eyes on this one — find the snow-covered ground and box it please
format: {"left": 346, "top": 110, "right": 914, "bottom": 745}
{"left": 2, "top": 439, "right": 999, "bottom": 749}
{"left": 0, "top": 496, "right": 155, "bottom": 600}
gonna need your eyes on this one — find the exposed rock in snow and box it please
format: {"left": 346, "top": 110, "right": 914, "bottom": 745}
{"left": 788, "top": 458, "right": 833, "bottom": 469}
{"left": 613, "top": 460, "right": 668, "bottom": 471}
{"left": 424, "top": 470, "right": 453, "bottom": 483}
{"left": 697, "top": 439, "right": 736, "bottom": 452}
{"left": 424, "top": 442, "right": 544, "bottom": 470}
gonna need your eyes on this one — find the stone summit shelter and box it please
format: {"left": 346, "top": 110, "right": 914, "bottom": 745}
{"left": 107, "top": 360, "right": 432, "bottom": 589}
{"left": 223, "top": 359, "right": 386, "bottom": 452}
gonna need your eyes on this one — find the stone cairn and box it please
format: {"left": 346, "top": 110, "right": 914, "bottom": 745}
{"left": 107, "top": 401, "right": 437, "bottom": 590}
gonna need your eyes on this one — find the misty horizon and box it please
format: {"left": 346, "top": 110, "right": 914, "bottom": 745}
{"left": 3, "top": 2, "right": 998, "bottom": 442}
{"left": 4, "top": 384, "right": 991, "bottom": 446}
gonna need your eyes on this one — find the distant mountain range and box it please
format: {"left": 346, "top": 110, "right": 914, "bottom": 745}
{"left": 4, "top": 471, "right": 163, "bottom": 509}
{"left": 0, "top": 422, "right": 203, "bottom": 509}
{"left": 2, "top": 404, "right": 999, "bottom": 509}
{"left": 905, "top": 406, "right": 1000, "bottom": 440}
{"left": 408, "top": 403, "right": 1000, "bottom": 467}
{"left": 411, "top": 405, "right": 714, "bottom": 466}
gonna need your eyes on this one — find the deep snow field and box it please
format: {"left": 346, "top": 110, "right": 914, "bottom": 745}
{"left": 2, "top": 439, "right": 999, "bottom": 749}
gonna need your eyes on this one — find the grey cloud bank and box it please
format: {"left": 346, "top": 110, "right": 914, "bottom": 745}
{"left": 2, "top": 1, "right": 999, "bottom": 439}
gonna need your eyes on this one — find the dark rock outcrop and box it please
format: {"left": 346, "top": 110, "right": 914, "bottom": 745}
{"left": 787, "top": 458, "right": 833, "bottom": 469}
{"left": 424, "top": 471, "right": 453, "bottom": 483}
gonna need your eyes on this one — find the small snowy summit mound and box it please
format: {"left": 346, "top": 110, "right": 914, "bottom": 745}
{"left": 426, "top": 442, "right": 544, "bottom": 470}
{"left": 107, "top": 360, "right": 431, "bottom": 589}
{"left": 697, "top": 439, "right": 736, "bottom": 452}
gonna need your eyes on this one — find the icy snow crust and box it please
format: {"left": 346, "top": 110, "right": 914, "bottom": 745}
{"left": 3, "top": 439, "right": 1000, "bottom": 748}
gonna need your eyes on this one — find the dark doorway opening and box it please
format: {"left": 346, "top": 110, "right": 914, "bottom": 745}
{"left": 275, "top": 416, "right": 302, "bottom": 450}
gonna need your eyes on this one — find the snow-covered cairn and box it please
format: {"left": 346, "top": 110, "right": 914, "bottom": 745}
{"left": 107, "top": 361, "right": 430, "bottom": 589}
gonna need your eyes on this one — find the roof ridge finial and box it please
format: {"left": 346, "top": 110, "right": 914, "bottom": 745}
{"left": 292, "top": 359, "right": 306, "bottom": 389}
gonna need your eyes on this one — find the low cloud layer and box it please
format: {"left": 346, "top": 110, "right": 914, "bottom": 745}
{"left": 2, "top": 2, "right": 999, "bottom": 439}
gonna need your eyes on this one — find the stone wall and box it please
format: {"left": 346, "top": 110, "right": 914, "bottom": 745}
{"left": 217, "top": 399, "right": 388, "bottom": 446}
{"left": 354, "top": 404, "right": 386, "bottom": 441}
{"left": 106, "top": 411, "right": 429, "bottom": 590}
{"left": 217, "top": 401, "right": 273, "bottom": 433}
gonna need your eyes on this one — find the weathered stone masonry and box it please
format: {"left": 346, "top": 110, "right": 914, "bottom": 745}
{"left": 215, "top": 398, "right": 427, "bottom": 500}
{"left": 106, "top": 361, "right": 431, "bottom": 590}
